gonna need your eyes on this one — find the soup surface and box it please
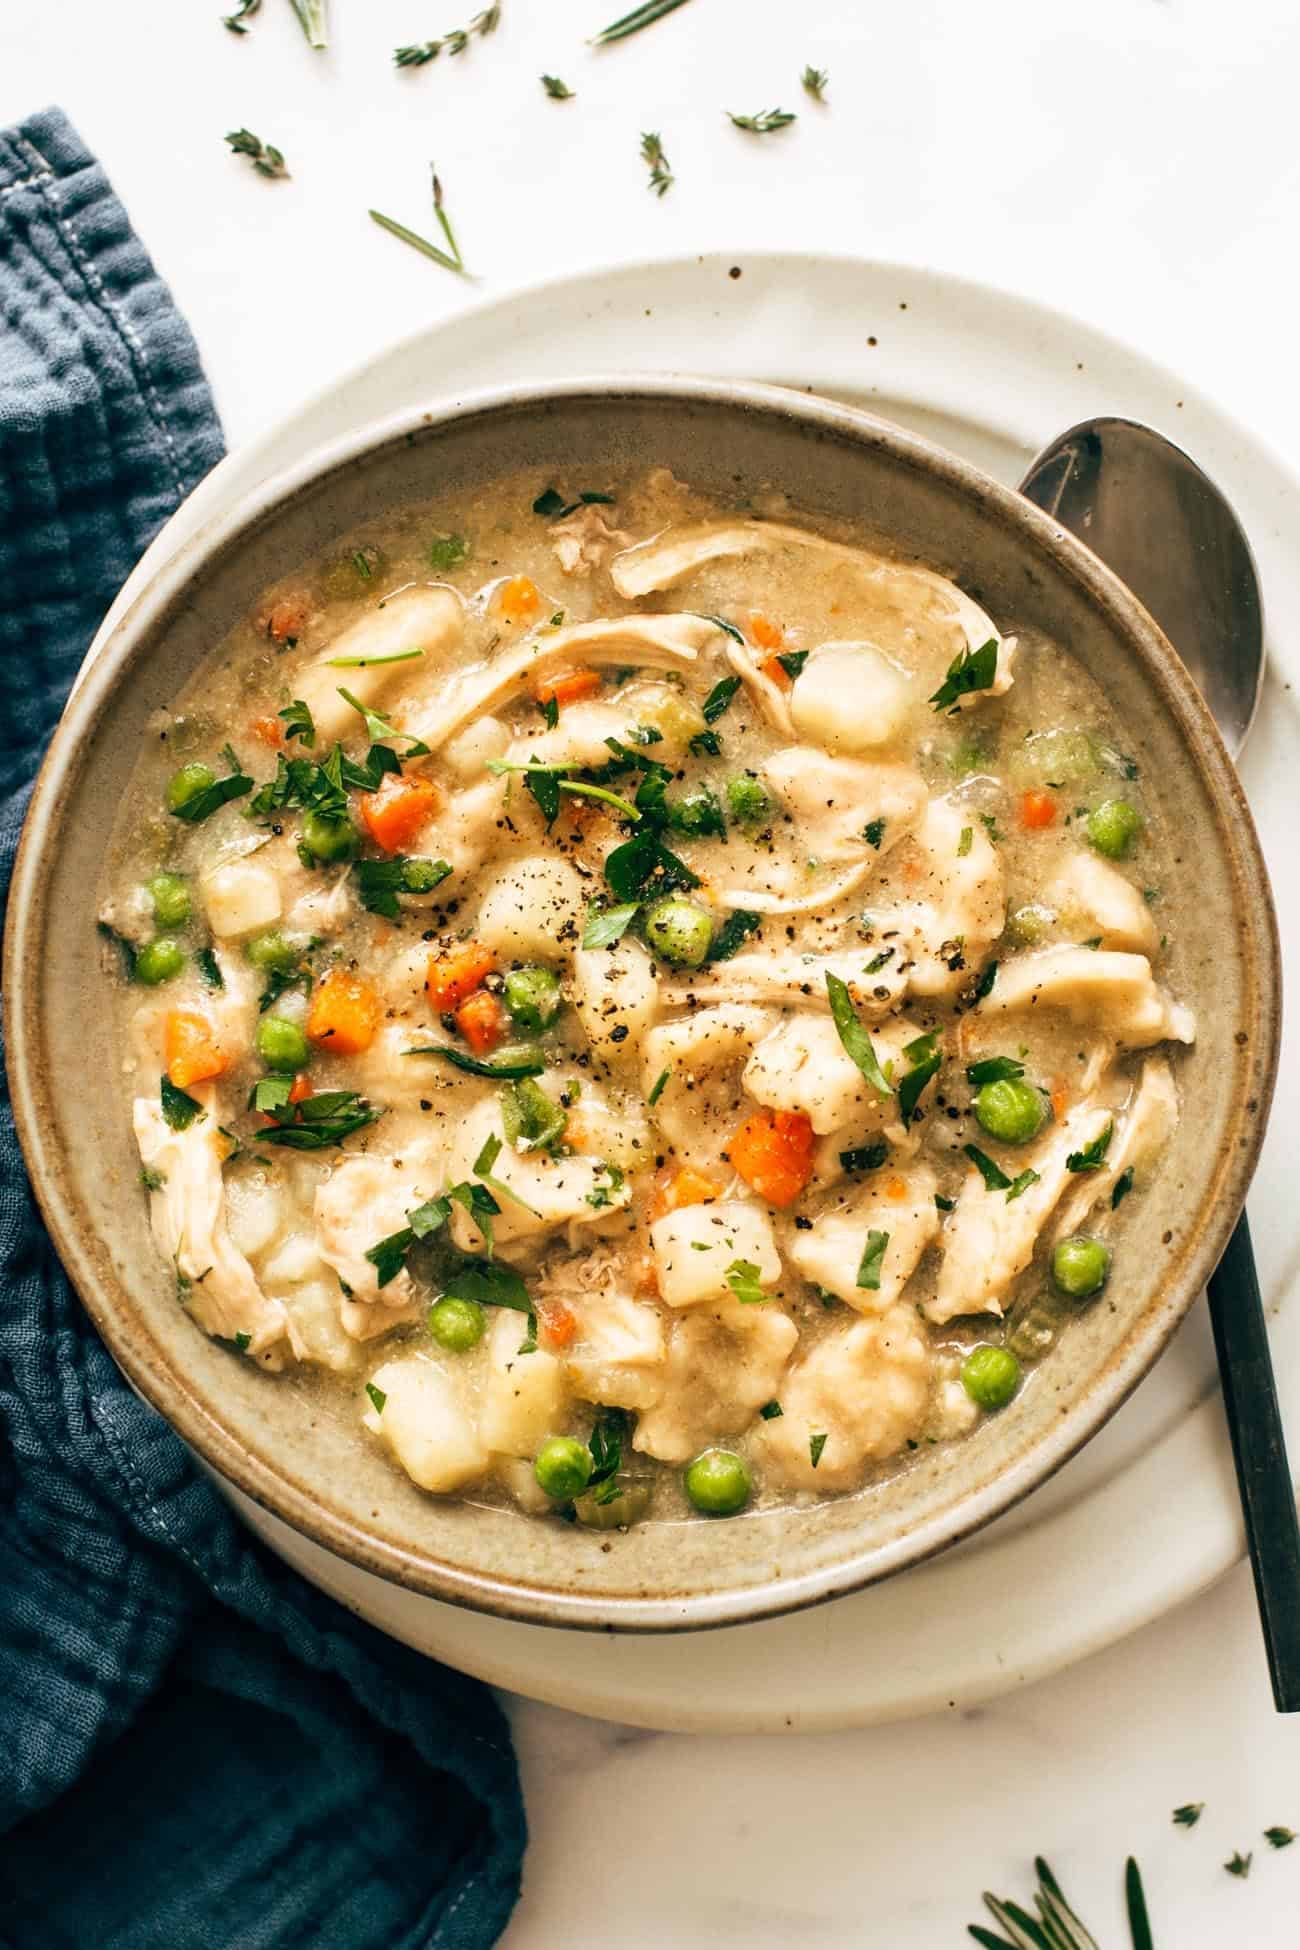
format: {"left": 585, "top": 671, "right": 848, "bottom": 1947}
{"left": 100, "top": 467, "right": 1193, "bottom": 1529}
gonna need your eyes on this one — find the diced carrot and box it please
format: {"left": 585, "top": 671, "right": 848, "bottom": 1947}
{"left": 497, "top": 575, "right": 542, "bottom": 625}
{"left": 1020, "top": 789, "right": 1057, "bottom": 830}
{"left": 647, "top": 1165, "right": 721, "bottom": 1225}
{"left": 902, "top": 858, "right": 924, "bottom": 886}
{"left": 748, "top": 612, "right": 784, "bottom": 652}
{"left": 262, "top": 593, "right": 311, "bottom": 643}
{"left": 306, "top": 969, "right": 382, "bottom": 1056}
{"left": 728, "top": 1109, "right": 816, "bottom": 1209}
{"left": 538, "top": 1299, "right": 578, "bottom": 1351}
{"left": 562, "top": 1112, "right": 602, "bottom": 1155}
{"left": 251, "top": 714, "right": 284, "bottom": 749}
{"left": 1050, "top": 1076, "right": 1070, "bottom": 1121}
{"left": 534, "top": 667, "right": 601, "bottom": 709}
{"left": 761, "top": 654, "right": 792, "bottom": 689}
{"left": 164, "top": 1011, "right": 227, "bottom": 1090}
{"left": 288, "top": 1073, "right": 313, "bottom": 1104}
{"left": 455, "top": 988, "right": 506, "bottom": 1056}
{"left": 360, "top": 772, "right": 444, "bottom": 853}
{"left": 426, "top": 940, "right": 497, "bottom": 1013}
{"left": 885, "top": 1175, "right": 909, "bottom": 1202}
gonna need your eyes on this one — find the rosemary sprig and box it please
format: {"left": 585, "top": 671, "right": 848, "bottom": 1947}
{"left": 801, "top": 64, "right": 828, "bottom": 100}
{"left": 640, "top": 131, "right": 673, "bottom": 196}
{"left": 288, "top": 0, "right": 327, "bottom": 49}
{"left": 395, "top": 4, "right": 500, "bottom": 69}
{"left": 222, "top": 0, "right": 260, "bottom": 31}
{"left": 728, "top": 107, "right": 797, "bottom": 134}
{"left": 369, "top": 166, "right": 468, "bottom": 274}
{"left": 225, "top": 129, "right": 289, "bottom": 178}
{"left": 970, "top": 1854, "right": 1153, "bottom": 1948}
{"left": 541, "top": 74, "right": 574, "bottom": 98}
{"left": 593, "top": 0, "right": 690, "bottom": 45}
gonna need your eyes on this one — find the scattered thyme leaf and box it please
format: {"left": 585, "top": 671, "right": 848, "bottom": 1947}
{"left": 222, "top": 0, "right": 260, "bottom": 31}
{"left": 728, "top": 108, "right": 798, "bottom": 134}
{"left": 394, "top": 4, "right": 500, "bottom": 67}
{"left": 801, "top": 64, "right": 828, "bottom": 100}
{"left": 1173, "top": 1803, "right": 1205, "bottom": 1828}
{"left": 641, "top": 130, "right": 674, "bottom": 197}
{"left": 1266, "top": 1827, "right": 1296, "bottom": 1849}
{"left": 1225, "top": 1851, "right": 1252, "bottom": 1879}
{"left": 224, "top": 128, "right": 289, "bottom": 178}
{"left": 541, "top": 73, "right": 574, "bottom": 98}
{"left": 370, "top": 165, "right": 467, "bottom": 274}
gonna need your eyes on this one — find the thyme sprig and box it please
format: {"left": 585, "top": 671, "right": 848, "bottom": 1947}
{"left": 370, "top": 166, "right": 468, "bottom": 274}
{"left": 541, "top": 74, "right": 574, "bottom": 98}
{"left": 801, "top": 64, "right": 828, "bottom": 100}
{"left": 222, "top": 0, "right": 260, "bottom": 31}
{"left": 225, "top": 128, "right": 289, "bottom": 178}
{"left": 728, "top": 107, "right": 797, "bottom": 134}
{"left": 593, "top": 0, "right": 691, "bottom": 45}
{"left": 288, "top": 0, "right": 327, "bottom": 49}
{"left": 640, "top": 130, "right": 673, "bottom": 196}
{"left": 395, "top": 4, "right": 500, "bottom": 69}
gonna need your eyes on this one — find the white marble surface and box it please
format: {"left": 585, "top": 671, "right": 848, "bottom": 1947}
{"left": 6, "top": 1, "right": 1300, "bottom": 1941}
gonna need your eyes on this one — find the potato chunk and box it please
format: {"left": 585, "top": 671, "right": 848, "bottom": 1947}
{"left": 790, "top": 642, "right": 912, "bottom": 752}
{"left": 757, "top": 1308, "right": 932, "bottom": 1489}
{"left": 362, "top": 1357, "right": 487, "bottom": 1493}
{"left": 201, "top": 858, "right": 281, "bottom": 939}
{"left": 479, "top": 1309, "right": 568, "bottom": 1457}
{"left": 474, "top": 853, "right": 585, "bottom": 961}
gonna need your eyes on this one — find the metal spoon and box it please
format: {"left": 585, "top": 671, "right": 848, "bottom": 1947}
{"left": 1020, "top": 418, "right": 1299, "bottom": 1710}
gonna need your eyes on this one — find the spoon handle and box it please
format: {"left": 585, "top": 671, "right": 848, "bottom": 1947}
{"left": 1206, "top": 1211, "right": 1300, "bottom": 1710}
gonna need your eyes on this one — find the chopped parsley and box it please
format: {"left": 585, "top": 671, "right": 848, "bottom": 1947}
{"left": 140, "top": 1166, "right": 166, "bottom": 1192}
{"left": 278, "top": 699, "right": 315, "bottom": 746}
{"left": 356, "top": 854, "right": 452, "bottom": 919}
{"left": 532, "top": 486, "right": 616, "bottom": 520}
{"left": 428, "top": 532, "right": 469, "bottom": 572}
{"left": 336, "top": 686, "right": 431, "bottom": 756}
{"left": 1111, "top": 1166, "right": 1135, "bottom": 1209}
{"left": 957, "top": 825, "right": 973, "bottom": 857}
{"left": 856, "top": 1229, "right": 889, "bottom": 1291}
{"left": 839, "top": 1139, "right": 889, "bottom": 1174}
{"left": 863, "top": 818, "right": 886, "bottom": 848}
{"left": 408, "top": 1043, "right": 546, "bottom": 1080}
{"left": 701, "top": 675, "right": 742, "bottom": 722}
{"left": 326, "top": 647, "right": 424, "bottom": 671}
{"left": 1172, "top": 1804, "right": 1205, "bottom": 1829}
{"left": 585, "top": 1161, "right": 626, "bottom": 1211}
{"left": 1225, "top": 1852, "right": 1252, "bottom": 1880}
{"left": 582, "top": 901, "right": 640, "bottom": 950}
{"left": 897, "top": 1030, "right": 942, "bottom": 1123}
{"left": 1005, "top": 1168, "right": 1040, "bottom": 1202}
{"left": 603, "top": 829, "right": 698, "bottom": 902}
{"left": 169, "top": 750, "right": 254, "bottom": 822}
{"left": 442, "top": 1257, "right": 532, "bottom": 1313}
{"left": 966, "top": 1055, "right": 1024, "bottom": 1085}
{"left": 160, "top": 1075, "right": 203, "bottom": 1130}
{"left": 759, "top": 1400, "right": 783, "bottom": 1420}
{"left": 197, "top": 947, "right": 224, "bottom": 990}
{"left": 648, "top": 1067, "right": 671, "bottom": 1108}
{"left": 725, "top": 1258, "right": 766, "bottom": 1305}
{"left": 260, "top": 1089, "right": 381, "bottom": 1150}
{"left": 688, "top": 728, "right": 722, "bottom": 758}
{"left": 696, "top": 613, "right": 745, "bottom": 645}
{"left": 935, "top": 1193, "right": 957, "bottom": 1212}
{"left": 233, "top": 1331, "right": 251, "bottom": 1352}
{"left": 708, "top": 910, "right": 762, "bottom": 962}
{"left": 971, "top": 960, "right": 999, "bottom": 1003}
{"left": 809, "top": 1431, "right": 828, "bottom": 1469}
{"left": 1067, "top": 1123, "right": 1114, "bottom": 1173}
{"left": 964, "top": 1144, "right": 1012, "bottom": 1192}
{"left": 365, "top": 1382, "right": 387, "bottom": 1415}
{"left": 928, "top": 637, "right": 999, "bottom": 712}
{"left": 1265, "top": 1827, "right": 1295, "bottom": 1850}
{"left": 825, "top": 972, "right": 892, "bottom": 1099}
{"left": 776, "top": 649, "right": 809, "bottom": 680}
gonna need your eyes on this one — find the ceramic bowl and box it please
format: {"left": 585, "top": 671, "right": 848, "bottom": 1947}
{"left": 3, "top": 378, "right": 1280, "bottom": 1631}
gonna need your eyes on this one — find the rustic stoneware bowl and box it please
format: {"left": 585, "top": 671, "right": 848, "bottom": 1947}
{"left": 3, "top": 378, "right": 1281, "bottom": 1631}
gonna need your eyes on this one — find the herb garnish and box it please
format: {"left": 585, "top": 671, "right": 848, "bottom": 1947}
{"left": 840, "top": 1139, "right": 889, "bottom": 1173}
{"left": 759, "top": 1400, "right": 783, "bottom": 1420}
{"left": 582, "top": 902, "right": 640, "bottom": 950}
{"left": 532, "top": 485, "right": 617, "bottom": 519}
{"left": 701, "top": 675, "right": 742, "bottom": 722}
{"left": 502, "top": 1077, "right": 567, "bottom": 1154}
{"left": 365, "top": 1193, "right": 457, "bottom": 1287}
{"left": 603, "top": 829, "right": 698, "bottom": 903}
{"left": 801, "top": 65, "right": 829, "bottom": 100}
{"left": 689, "top": 728, "right": 722, "bottom": 758}
{"left": 541, "top": 74, "right": 574, "bottom": 98}
{"left": 728, "top": 108, "right": 797, "bottom": 134}
{"left": 928, "top": 637, "right": 999, "bottom": 712}
{"left": 1006, "top": 1169, "right": 1040, "bottom": 1202}
{"left": 970, "top": 959, "right": 999, "bottom": 1004}
{"left": 897, "top": 1030, "right": 942, "bottom": 1124}
{"left": 863, "top": 818, "right": 886, "bottom": 848}
{"left": 935, "top": 1193, "right": 956, "bottom": 1212}
{"left": 594, "top": 0, "right": 691, "bottom": 44}
{"left": 585, "top": 1161, "right": 626, "bottom": 1211}
{"left": 1173, "top": 1803, "right": 1205, "bottom": 1828}
{"left": 857, "top": 1229, "right": 889, "bottom": 1291}
{"left": 97, "top": 920, "right": 137, "bottom": 980}
{"left": 222, "top": 0, "right": 260, "bottom": 32}
{"left": 725, "top": 1259, "right": 766, "bottom": 1305}
{"left": 326, "top": 648, "right": 424, "bottom": 671}
{"left": 1225, "top": 1851, "right": 1252, "bottom": 1879}
{"left": 394, "top": 4, "right": 500, "bottom": 67}
{"left": 408, "top": 1043, "right": 546, "bottom": 1080}
{"left": 966, "top": 1055, "right": 1024, "bottom": 1085}
{"left": 140, "top": 1167, "right": 166, "bottom": 1192}
{"left": 160, "top": 1075, "right": 204, "bottom": 1131}
{"left": 708, "top": 910, "right": 762, "bottom": 962}
{"left": 277, "top": 699, "right": 315, "bottom": 747}
{"left": 648, "top": 1068, "right": 671, "bottom": 1107}
{"left": 809, "top": 1431, "right": 828, "bottom": 1469}
{"left": 336, "top": 687, "right": 430, "bottom": 756}
{"left": 485, "top": 758, "right": 641, "bottom": 825}
{"left": 957, "top": 825, "right": 974, "bottom": 858}
{"left": 365, "top": 1381, "right": 387, "bottom": 1414}
{"left": 640, "top": 131, "right": 674, "bottom": 197}
{"left": 1067, "top": 1123, "right": 1114, "bottom": 1173}
{"left": 370, "top": 166, "right": 468, "bottom": 275}
{"left": 776, "top": 649, "right": 809, "bottom": 680}
{"left": 1266, "top": 1827, "right": 1296, "bottom": 1849}
{"left": 170, "top": 750, "right": 254, "bottom": 823}
{"left": 224, "top": 129, "right": 289, "bottom": 178}
{"left": 260, "top": 1090, "right": 381, "bottom": 1150}
{"left": 964, "top": 1144, "right": 1012, "bottom": 1192}
{"left": 442, "top": 1257, "right": 532, "bottom": 1313}
{"left": 1112, "top": 1167, "right": 1135, "bottom": 1209}
{"left": 826, "top": 972, "right": 892, "bottom": 1099}
{"left": 356, "top": 855, "right": 452, "bottom": 919}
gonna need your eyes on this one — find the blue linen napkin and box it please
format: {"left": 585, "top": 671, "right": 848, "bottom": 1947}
{"left": 0, "top": 108, "right": 525, "bottom": 1949}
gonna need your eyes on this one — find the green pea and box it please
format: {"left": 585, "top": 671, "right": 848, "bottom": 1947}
{"left": 256, "top": 1015, "right": 310, "bottom": 1073}
{"left": 643, "top": 895, "right": 714, "bottom": 969}
{"left": 134, "top": 937, "right": 186, "bottom": 986}
{"left": 1006, "top": 901, "right": 1055, "bottom": 947}
{"left": 961, "top": 1344, "right": 1022, "bottom": 1411}
{"left": 245, "top": 929, "right": 302, "bottom": 975}
{"left": 428, "top": 1296, "right": 487, "bottom": 1353}
{"left": 301, "top": 811, "right": 357, "bottom": 862}
{"left": 502, "top": 964, "right": 562, "bottom": 1032}
{"left": 726, "top": 773, "right": 771, "bottom": 827}
{"left": 684, "top": 1448, "right": 751, "bottom": 1516}
{"left": 534, "top": 1436, "right": 594, "bottom": 1501}
{"left": 1052, "top": 1234, "right": 1112, "bottom": 1298}
{"left": 974, "top": 1076, "right": 1047, "bottom": 1145}
{"left": 667, "top": 787, "right": 726, "bottom": 839}
{"left": 1086, "top": 798, "right": 1142, "bottom": 860}
{"left": 146, "top": 872, "right": 191, "bottom": 929}
{"left": 164, "top": 762, "right": 216, "bottom": 815}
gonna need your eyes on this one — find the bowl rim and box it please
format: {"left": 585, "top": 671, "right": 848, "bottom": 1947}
{"left": 3, "top": 373, "right": 1282, "bottom": 1631}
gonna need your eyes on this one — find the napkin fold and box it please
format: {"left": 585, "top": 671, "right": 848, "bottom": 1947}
{"left": 0, "top": 107, "right": 525, "bottom": 1949}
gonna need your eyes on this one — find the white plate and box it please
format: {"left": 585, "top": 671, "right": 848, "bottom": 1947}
{"left": 91, "top": 253, "right": 1300, "bottom": 1731}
